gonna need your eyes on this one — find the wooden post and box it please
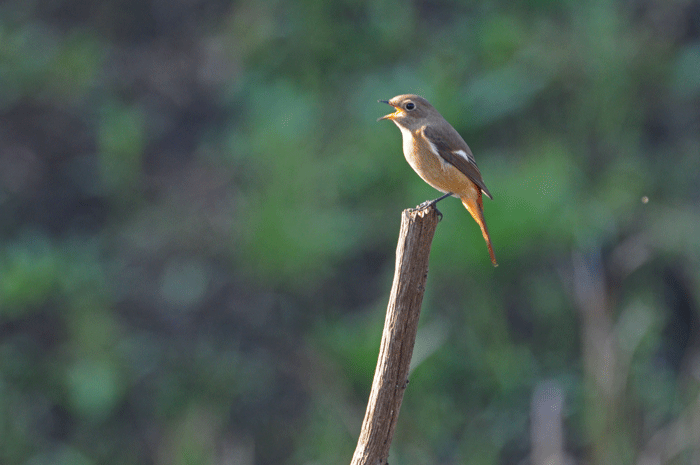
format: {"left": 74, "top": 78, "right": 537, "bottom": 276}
{"left": 350, "top": 206, "right": 439, "bottom": 465}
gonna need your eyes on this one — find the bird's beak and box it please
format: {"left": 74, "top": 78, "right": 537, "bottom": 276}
{"left": 377, "top": 99, "right": 400, "bottom": 121}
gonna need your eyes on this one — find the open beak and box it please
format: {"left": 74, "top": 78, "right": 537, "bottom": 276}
{"left": 377, "top": 99, "right": 400, "bottom": 121}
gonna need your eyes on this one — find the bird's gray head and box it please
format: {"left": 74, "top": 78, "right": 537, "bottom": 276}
{"left": 378, "top": 94, "right": 443, "bottom": 130}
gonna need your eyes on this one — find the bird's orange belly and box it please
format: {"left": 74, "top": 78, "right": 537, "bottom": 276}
{"left": 401, "top": 130, "right": 478, "bottom": 199}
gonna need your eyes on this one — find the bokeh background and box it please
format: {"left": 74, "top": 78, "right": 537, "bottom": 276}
{"left": 1, "top": 0, "right": 700, "bottom": 464}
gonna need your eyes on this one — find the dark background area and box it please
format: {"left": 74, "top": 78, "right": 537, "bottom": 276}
{"left": 1, "top": 0, "right": 700, "bottom": 464}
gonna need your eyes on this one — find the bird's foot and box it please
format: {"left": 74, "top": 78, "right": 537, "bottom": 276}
{"left": 411, "top": 201, "right": 443, "bottom": 221}
{"left": 411, "top": 192, "right": 452, "bottom": 221}
{"left": 435, "top": 208, "right": 443, "bottom": 222}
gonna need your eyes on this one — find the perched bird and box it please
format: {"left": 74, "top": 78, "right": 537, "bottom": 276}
{"left": 379, "top": 94, "right": 497, "bottom": 266}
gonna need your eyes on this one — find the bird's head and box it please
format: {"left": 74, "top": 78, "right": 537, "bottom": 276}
{"left": 378, "top": 94, "right": 438, "bottom": 130}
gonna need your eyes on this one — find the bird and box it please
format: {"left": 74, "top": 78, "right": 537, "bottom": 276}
{"left": 378, "top": 94, "right": 497, "bottom": 266}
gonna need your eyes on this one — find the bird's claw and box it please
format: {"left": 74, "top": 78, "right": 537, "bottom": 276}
{"left": 411, "top": 201, "right": 443, "bottom": 221}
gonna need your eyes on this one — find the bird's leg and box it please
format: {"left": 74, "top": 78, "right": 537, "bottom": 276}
{"left": 419, "top": 192, "right": 453, "bottom": 208}
{"left": 413, "top": 192, "right": 453, "bottom": 221}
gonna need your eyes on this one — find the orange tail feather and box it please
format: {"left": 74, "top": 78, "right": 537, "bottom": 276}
{"left": 461, "top": 193, "right": 498, "bottom": 267}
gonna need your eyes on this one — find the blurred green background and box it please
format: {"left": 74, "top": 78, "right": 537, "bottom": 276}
{"left": 1, "top": 0, "right": 700, "bottom": 464}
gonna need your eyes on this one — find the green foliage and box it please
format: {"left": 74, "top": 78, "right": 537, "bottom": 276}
{"left": 98, "top": 101, "right": 145, "bottom": 197}
{"left": 0, "top": 23, "right": 102, "bottom": 107}
{"left": 1, "top": 0, "right": 700, "bottom": 464}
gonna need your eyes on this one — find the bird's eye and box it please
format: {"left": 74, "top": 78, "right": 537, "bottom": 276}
{"left": 405, "top": 102, "right": 415, "bottom": 110}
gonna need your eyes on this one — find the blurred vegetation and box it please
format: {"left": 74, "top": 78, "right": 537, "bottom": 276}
{"left": 1, "top": 0, "right": 699, "bottom": 464}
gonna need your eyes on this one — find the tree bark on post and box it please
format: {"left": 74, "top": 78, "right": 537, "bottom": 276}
{"left": 350, "top": 206, "right": 439, "bottom": 465}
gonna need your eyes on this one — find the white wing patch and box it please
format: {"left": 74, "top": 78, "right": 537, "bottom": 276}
{"left": 453, "top": 149, "right": 475, "bottom": 165}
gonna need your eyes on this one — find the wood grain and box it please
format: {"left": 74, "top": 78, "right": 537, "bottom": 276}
{"left": 350, "top": 206, "right": 439, "bottom": 465}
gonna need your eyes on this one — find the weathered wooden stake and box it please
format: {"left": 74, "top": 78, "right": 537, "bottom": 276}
{"left": 350, "top": 206, "right": 439, "bottom": 465}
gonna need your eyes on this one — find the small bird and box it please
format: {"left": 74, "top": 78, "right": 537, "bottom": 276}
{"left": 379, "top": 94, "right": 497, "bottom": 266}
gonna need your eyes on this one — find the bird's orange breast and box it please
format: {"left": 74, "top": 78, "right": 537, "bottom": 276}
{"left": 398, "top": 126, "right": 479, "bottom": 200}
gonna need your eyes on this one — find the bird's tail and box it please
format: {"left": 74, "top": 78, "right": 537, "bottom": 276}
{"left": 461, "top": 193, "right": 498, "bottom": 267}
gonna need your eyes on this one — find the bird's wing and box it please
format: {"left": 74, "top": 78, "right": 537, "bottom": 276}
{"left": 422, "top": 125, "right": 493, "bottom": 199}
